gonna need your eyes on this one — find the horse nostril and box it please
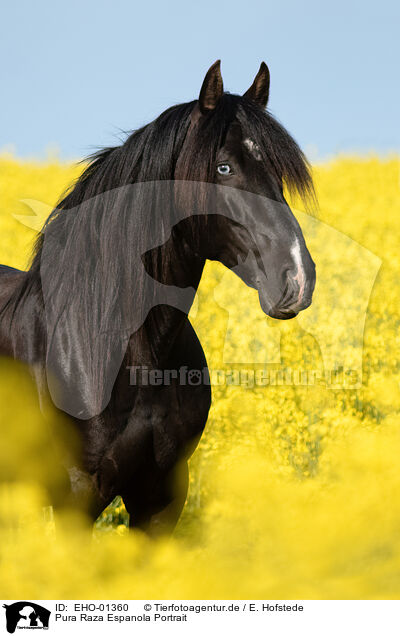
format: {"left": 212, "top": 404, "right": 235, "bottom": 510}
{"left": 280, "top": 270, "right": 300, "bottom": 309}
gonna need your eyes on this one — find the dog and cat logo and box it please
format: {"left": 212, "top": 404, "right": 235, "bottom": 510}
{"left": 2, "top": 603, "right": 50, "bottom": 633}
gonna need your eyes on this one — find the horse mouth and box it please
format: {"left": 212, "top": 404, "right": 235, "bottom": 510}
{"left": 269, "top": 307, "right": 298, "bottom": 320}
{"left": 258, "top": 292, "right": 298, "bottom": 320}
{"left": 232, "top": 254, "right": 313, "bottom": 320}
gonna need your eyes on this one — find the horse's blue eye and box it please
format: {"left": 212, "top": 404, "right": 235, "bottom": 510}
{"left": 217, "top": 163, "right": 232, "bottom": 175}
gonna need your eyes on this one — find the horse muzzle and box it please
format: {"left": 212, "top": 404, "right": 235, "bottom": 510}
{"left": 258, "top": 259, "right": 316, "bottom": 320}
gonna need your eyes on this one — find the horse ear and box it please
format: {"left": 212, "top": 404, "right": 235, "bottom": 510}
{"left": 244, "top": 62, "right": 270, "bottom": 108}
{"left": 198, "top": 60, "right": 224, "bottom": 113}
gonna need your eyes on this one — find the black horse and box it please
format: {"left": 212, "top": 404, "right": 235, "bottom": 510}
{"left": 0, "top": 61, "right": 315, "bottom": 535}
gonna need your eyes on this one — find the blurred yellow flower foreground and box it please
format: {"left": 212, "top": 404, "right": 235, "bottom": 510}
{"left": 0, "top": 155, "right": 399, "bottom": 599}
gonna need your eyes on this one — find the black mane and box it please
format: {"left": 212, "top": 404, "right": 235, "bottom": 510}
{"left": 1, "top": 93, "right": 314, "bottom": 371}
{"left": 24, "top": 93, "right": 313, "bottom": 281}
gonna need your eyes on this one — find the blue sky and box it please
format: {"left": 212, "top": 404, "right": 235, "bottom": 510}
{"left": 1, "top": 0, "right": 399, "bottom": 159}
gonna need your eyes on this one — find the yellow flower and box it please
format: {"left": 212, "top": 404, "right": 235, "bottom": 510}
{"left": 0, "top": 154, "right": 399, "bottom": 599}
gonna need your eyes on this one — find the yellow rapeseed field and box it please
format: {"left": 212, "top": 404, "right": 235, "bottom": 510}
{"left": 0, "top": 154, "right": 399, "bottom": 599}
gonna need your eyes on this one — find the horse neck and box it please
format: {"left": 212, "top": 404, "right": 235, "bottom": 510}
{"left": 137, "top": 233, "right": 206, "bottom": 366}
